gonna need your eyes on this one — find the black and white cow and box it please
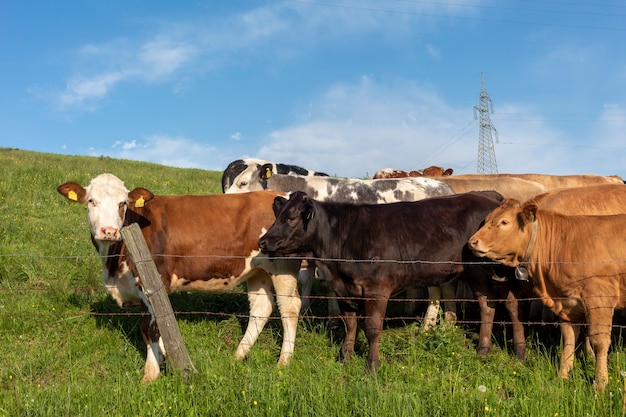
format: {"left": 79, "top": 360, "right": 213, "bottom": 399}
{"left": 259, "top": 190, "right": 508, "bottom": 371}
{"left": 222, "top": 158, "right": 329, "bottom": 194}
{"left": 225, "top": 162, "right": 458, "bottom": 325}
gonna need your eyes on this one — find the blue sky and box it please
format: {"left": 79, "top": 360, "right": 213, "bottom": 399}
{"left": 2, "top": 1, "right": 625, "bottom": 178}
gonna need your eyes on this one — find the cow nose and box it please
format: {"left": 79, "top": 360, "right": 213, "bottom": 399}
{"left": 100, "top": 226, "right": 120, "bottom": 241}
{"left": 468, "top": 236, "right": 477, "bottom": 248}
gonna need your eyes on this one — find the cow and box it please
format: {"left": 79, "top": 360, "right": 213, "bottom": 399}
{"left": 372, "top": 166, "right": 454, "bottom": 179}
{"left": 468, "top": 198, "right": 626, "bottom": 389}
{"left": 449, "top": 173, "right": 624, "bottom": 190}
{"left": 57, "top": 173, "right": 302, "bottom": 383}
{"left": 258, "top": 190, "right": 508, "bottom": 371}
{"left": 222, "top": 158, "right": 329, "bottom": 194}
{"left": 222, "top": 159, "right": 330, "bottom": 314}
{"left": 435, "top": 176, "right": 548, "bottom": 202}
{"left": 228, "top": 162, "right": 458, "bottom": 326}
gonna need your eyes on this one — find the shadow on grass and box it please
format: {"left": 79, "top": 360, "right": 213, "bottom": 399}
{"left": 90, "top": 289, "right": 252, "bottom": 358}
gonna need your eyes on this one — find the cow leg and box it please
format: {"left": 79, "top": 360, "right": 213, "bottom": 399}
{"left": 476, "top": 294, "right": 495, "bottom": 357}
{"left": 316, "top": 268, "right": 342, "bottom": 322}
{"left": 503, "top": 290, "right": 526, "bottom": 361}
{"left": 441, "top": 282, "right": 457, "bottom": 323}
{"left": 139, "top": 295, "right": 165, "bottom": 383}
{"left": 404, "top": 288, "right": 420, "bottom": 316}
{"left": 363, "top": 294, "right": 390, "bottom": 372}
{"left": 585, "top": 305, "right": 614, "bottom": 390}
{"left": 559, "top": 320, "right": 580, "bottom": 380}
{"left": 340, "top": 310, "right": 358, "bottom": 363}
{"left": 298, "top": 262, "right": 315, "bottom": 313}
{"left": 423, "top": 286, "right": 441, "bottom": 331}
{"left": 234, "top": 272, "right": 275, "bottom": 362}
{"left": 271, "top": 272, "right": 301, "bottom": 365}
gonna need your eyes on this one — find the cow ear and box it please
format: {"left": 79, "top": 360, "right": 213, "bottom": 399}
{"left": 128, "top": 188, "right": 154, "bottom": 208}
{"left": 500, "top": 198, "right": 521, "bottom": 210}
{"left": 57, "top": 182, "right": 87, "bottom": 203}
{"left": 301, "top": 198, "right": 315, "bottom": 231}
{"left": 521, "top": 202, "right": 538, "bottom": 224}
{"left": 260, "top": 163, "right": 274, "bottom": 181}
{"left": 272, "top": 196, "right": 288, "bottom": 216}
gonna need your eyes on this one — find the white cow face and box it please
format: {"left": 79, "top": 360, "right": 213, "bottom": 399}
{"left": 223, "top": 160, "right": 267, "bottom": 194}
{"left": 58, "top": 173, "right": 130, "bottom": 242}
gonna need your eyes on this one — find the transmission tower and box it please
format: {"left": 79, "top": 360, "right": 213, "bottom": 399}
{"left": 473, "top": 72, "right": 499, "bottom": 174}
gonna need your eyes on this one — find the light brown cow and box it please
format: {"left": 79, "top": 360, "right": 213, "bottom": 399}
{"left": 58, "top": 174, "right": 302, "bottom": 382}
{"left": 468, "top": 197, "right": 626, "bottom": 389}
{"left": 451, "top": 173, "right": 624, "bottom": 189}
{"left": 436, "top": 176, "right": 548, "bottom": 201}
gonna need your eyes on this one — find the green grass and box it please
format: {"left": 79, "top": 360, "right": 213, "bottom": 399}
{"left": 1, "top": 147, "right": 626, "bottom": 416}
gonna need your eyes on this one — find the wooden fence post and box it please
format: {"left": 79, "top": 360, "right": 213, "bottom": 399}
{"left": 120, "top": 223, "right": 197, "bottom": 379}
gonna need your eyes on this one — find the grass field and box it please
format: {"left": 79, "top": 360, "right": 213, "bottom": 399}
{"left": 2, "top": 147, "right": 626, "bottom": 416}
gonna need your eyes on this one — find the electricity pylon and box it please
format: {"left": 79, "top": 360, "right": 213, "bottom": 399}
{"left": 473, "top": 72, "right": 499, "bottom": 174}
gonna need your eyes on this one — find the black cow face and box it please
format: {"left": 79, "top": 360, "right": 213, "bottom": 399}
{"left": 259, "top": 191, "right": 313, "bottom": 257}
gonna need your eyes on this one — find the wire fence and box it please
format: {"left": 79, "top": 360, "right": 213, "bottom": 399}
{"left": 3, "top": 252, "right": 626, "bottom": 330}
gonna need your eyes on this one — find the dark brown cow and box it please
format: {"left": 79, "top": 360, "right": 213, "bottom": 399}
{"left": 58, "top": 173, "right": 301, "bottom": 382}
{"left": 258, "top": 190, "right": 508, "bottom": 371}
{"left": 468, "top": 198, "right": 626, "bottom": 389}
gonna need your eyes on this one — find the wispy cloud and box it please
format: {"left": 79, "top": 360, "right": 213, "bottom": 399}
{"left": 93, "top": 134, "right": 217, "bottom": 169}
{"left": 46, "top": 1, "right": 478, "bottom": 111}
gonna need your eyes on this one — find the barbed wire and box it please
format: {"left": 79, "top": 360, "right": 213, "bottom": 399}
{"left": 3, "top": 252, "right": 626, "bottom": 266}
{"left": 4, "top": 252, "right": 626, "bottom": 329}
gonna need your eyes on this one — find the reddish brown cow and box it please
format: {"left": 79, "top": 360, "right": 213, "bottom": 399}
{"left": 372, "top": 166, "right": 454, "bottom": 179}
{"left": 469, "top": 198, "right": 626, "bottom": 389}
{"left": 58, "top": 173, "right": 301, "bottom": 382}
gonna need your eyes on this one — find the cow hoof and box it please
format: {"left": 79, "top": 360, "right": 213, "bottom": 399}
{"left": 443, "top": 311, "right": 457, "bottom": 323}
{"left": 476, "top": 346, "right": 490, "bottom": 358}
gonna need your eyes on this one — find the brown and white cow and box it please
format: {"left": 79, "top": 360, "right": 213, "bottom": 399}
{"left": 259, "top": 190, "right": 509, "bottom": 371}
{"left": 468, "top": 197, "right": 626, "bottom": 389}
{"left": 58, "top": 173, "right": 302, "bottom": 383}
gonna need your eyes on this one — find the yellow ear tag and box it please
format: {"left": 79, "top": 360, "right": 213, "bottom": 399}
{"left": 265, "top": 167, "right": 272, "bottom": 178}
{"left": 528, "top": 213, "right": 535, "bottom": 223}
{"left": 135, "top": 196, "right": 145, "bottom": 208}
{"left": 68, "top": 190, "right": 78, "bottom": 201}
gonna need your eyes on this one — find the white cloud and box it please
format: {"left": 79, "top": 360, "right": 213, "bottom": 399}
{"left": 256, "top": 76, "right": 623, "bottom": 178}
{"left": 92, "top": 134, "right": 218, "bottom": 169}
{"left": 257, "top": 76, "right": 478, "bottom": 177}
{"left": 47, "top": 1, "right": 482, "bottom": 111}
{"left": 139, "top": 38, "right": 196, "bottom": 81}
{"left": 58, "top": 71, "right": 129, "bottom": 108}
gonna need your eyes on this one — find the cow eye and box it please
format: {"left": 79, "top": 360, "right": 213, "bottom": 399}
{"left": 239, "top": 181, "right": 248, "bottom": 187}
{"left": 499, "top": 219, "right": 509, "bottom": 226}
{"left": 88, "top": 199, "right": 97, "bottom": 207}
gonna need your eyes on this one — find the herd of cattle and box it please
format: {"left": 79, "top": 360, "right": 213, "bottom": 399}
{"left": 57, "top": 158, "right": 626, "bottom": 389}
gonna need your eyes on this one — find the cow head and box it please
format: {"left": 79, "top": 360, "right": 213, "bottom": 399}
{"left": 222, "top": 159, "right": 269, "bottom": 194}
{"left": 57, "top": 173, "right": 154, "bottom": 243}
{"left": 259, "top": 191, "right": 315, "bottom": 258}
{"left": 468, "top": 198, "right": 538, "bottom": 267}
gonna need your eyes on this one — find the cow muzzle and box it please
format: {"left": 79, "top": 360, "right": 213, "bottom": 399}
{"left": 98, "top": 226, "right": 121, "bottom": 241}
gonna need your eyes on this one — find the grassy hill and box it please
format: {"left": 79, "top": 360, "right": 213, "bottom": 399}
{"left": 0, "top": 147, "right": 625, "bottom": 416}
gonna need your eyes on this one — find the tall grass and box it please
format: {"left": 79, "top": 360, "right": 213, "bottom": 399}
{"left": 1, "top": 147, "right": 626, "bottom": 416}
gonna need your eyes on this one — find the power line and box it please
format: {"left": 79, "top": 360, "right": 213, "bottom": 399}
{"left": 284, "top": 0, "right": 626, "bottom": 31}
